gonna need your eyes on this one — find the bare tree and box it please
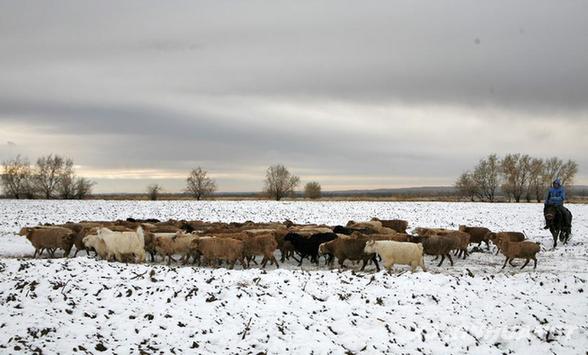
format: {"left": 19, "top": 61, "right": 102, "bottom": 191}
{"left": 57, "top": 158, "right": 76, "bottom": 199}
{"left": 186, "top": 167, "right": 217, "bottom": 200}
{"left": 472, "top": 154, "right": 500, "bottom": 202}
{"left": 559, "top": 159, "right": 578, "bottom": 186}
{"left": 542, "top": 157, "right": 562, "bottom": 183}
{"left": 34, "top": 154, "right": 67, "bottom": 199}
{"left": 526, "top": 158, "right": 545, "bottom": 202}
{"left": 304, "top": 181, "right": 321, "bottom": 199}
{"left": 146, "top": 184, "right": 163, "bottom": 200}
{"left": 541, "top": 157, "right": 578, "bottom": 197}
{"left": 501, "top": 153, "right": 531, "bottom": 203}
{"left": 72, "top": 177, "right": 95, "bottom": 199}
{"left": 264, "top": 164, "right": 300, "bottom": 201}
{"left": 455, "top": 171, "right": 478, "bottom": 201}
{"left": 459, "top": 154, "right": 578, "bottom": 203}
{"left": 1, "top": 155, "right": 33, "bottom": 199}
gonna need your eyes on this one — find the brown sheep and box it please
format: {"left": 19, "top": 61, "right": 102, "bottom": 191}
{"left": 439, "top": 231, "right": 470, "bottom": 259}
{"left": 489, "top": 232, "right": 525, "bottom": 255}
{"left": 153, "top": 233, "right": 196, "bottom": 265}
{"left": 59, "top": 223, "right": 86, "bottom": 256}
{"left": 499, "top": 240, "right": 541, "bottom": 270}
{"left": 242, "top": 234, "right": 279, "bottom": 268}
{"left": 372, "top": 218, "right": 409, "bottom": 233}
{"left": 193, "top": 237, "right": 246, "bottom": 269}
{"left": 411, "top": 234, "right": 458, "bottom": 267}
{"left": 318, "top": 237, "right": 380, "bottom": 271}
{"left": 414, "top": 228, "right": 469, "bottom": 258}
{"left": 458, "top": 225, "right": 492, "bottom": 250}
{"left": 20, "top": 227, "right": 75, "bottom": 258}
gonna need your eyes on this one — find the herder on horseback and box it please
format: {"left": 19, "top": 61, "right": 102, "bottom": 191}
{"left": 543, "top": 178, "right": 572, "bottom": 248}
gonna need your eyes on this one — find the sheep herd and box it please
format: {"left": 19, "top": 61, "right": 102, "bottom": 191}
{"left": 17, "top": 217, "right": 542, "bottom": 272}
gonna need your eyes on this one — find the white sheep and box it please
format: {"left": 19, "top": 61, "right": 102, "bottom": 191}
{"left": 364, "top": 240, "right": 426, "bottom": 272}
{"left": 82, "top": 234, "right": 109, "bottom": 260}
{"left": 96, "top": 226, "right": 146, "bottom": 263}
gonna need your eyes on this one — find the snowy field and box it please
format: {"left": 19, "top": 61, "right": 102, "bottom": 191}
{"left": 0, "top": 200, "right": 587, "bottom": 354}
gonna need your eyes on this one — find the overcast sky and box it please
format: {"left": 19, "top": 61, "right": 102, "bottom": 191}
{"left": 1, "top": 1, "right": 587, "bottom": 193}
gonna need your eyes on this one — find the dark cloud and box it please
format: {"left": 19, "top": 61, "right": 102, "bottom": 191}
{"left": 0, "top": 0, "right": 586, "bottom": 192}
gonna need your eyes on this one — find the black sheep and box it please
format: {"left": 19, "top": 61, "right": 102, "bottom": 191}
{"left": 284, "top": 232, "right": 338, "bottom": 266}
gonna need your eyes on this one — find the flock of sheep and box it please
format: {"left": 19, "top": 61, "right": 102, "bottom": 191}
{"left": 18, "top": 217, "right": 542, "bottom": 272}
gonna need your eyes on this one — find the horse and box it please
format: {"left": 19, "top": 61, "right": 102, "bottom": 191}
{"left": 543, "top": 205, "right": 572, "bottom": 249}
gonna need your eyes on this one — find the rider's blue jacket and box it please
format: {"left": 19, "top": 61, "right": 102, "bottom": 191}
{"left": 545, "top": 181, "right": 565, "bottom": 206}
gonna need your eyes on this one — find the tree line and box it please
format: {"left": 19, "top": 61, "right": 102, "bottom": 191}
{"left": 1, "top": 154, "right": 95, "bottom": 199}
{"left": 148, "top": 164, "right": 322, "bottom": 201}
{"left": 455, "top": 154, "right": 578, "bottom": 202}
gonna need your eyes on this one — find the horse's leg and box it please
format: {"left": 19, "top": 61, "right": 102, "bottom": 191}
{"left": 551, "top": 228, "right": 557, "bottom": 249}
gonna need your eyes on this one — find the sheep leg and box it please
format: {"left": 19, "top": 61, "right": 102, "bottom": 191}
{"left": 420, "top": 256, "right": 427, "bottom": 272}
{"left": 384, "top": 260, "right": 394, "bottom": 273}
{"left": 432, "top": 256, "right": 439, "bottom": 261}
{"left": 485, "top": 240, "right": 490, "bottom": 250}
{"left": 437, "top": 255, "right": 445, "bottom": 267}
{"left": 33, "top": 248, "right": 39, "bottom": 258}
{"left": 520, "top": 259, "right": 530, "bottom": 270}
{"left": 447, "top": 253, "right": 454, "bottom": 266}
{"left": 502, "top": 257, "right": 510, "bottom": 269}
{"left": 360, "top": 258, "right": 368, "bottom": 271}
{"left": 240, "top": 257, "right": 247, "bottom": 269}
{"left": 533, "top": 257, "right": 537, "bottom": 269}
{"left": 372, "top": 255, "right": 380, "bottom": 272}
{"left": 410, "top": 261, "right": 418, "bottom": 273}
{"left": 311, "top": 253, "right": 319, "bottom": 265}
{"left": 509, "top": 258, "right": 516, "bottom": 267}
{"left": 462, "top": 248, "right": 468, "bottom": 260}
{"left": 271, "top": 256, "right": 279, "bottom": 268}
{"left": 260, "top": 256, "right": 268, "bottom": 268}
{"left": 297, "top": 255, "right": 304, "bottom": 266}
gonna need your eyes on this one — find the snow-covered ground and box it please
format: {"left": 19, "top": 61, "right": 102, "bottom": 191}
{"left": 0, "top": 200, "right": 586, "bottom": 354}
